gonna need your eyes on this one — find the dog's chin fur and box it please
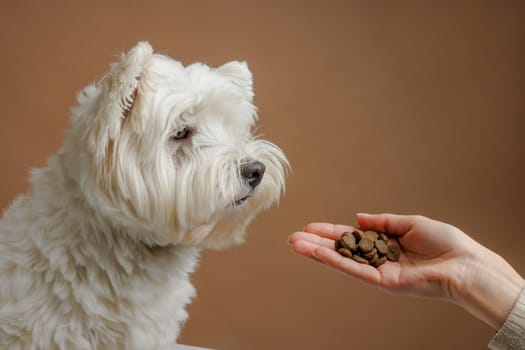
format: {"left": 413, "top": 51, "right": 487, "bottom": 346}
{"left": 0, "top": 42, "right": 288, "bottom": 349}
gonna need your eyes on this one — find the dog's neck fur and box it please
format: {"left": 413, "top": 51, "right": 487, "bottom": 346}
{"left": 0, "top": 151, "right": 200, "bottom": 348}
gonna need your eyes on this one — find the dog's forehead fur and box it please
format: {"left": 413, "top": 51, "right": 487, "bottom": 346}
{"left": 141, "top": 54, "right": 257, "bottom": 137}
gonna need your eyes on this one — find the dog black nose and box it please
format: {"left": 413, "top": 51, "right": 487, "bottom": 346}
{"left": 241, "top": 160, "right": 265, "bottom": 189}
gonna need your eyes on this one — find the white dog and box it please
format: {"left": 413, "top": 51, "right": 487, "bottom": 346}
{"left": 0, "top": 42, "right": 288, "bottom": 350}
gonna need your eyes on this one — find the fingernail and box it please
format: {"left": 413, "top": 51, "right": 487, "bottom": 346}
{"left": 357, "top": 212, "right": 370, "bottom": 216}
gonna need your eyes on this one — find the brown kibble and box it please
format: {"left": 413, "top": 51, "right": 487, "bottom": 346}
{"left": 337, "top": 248, "right": 352, "bottom": 258}
{"left": 334, "top": 239, "right": 342, "bottom": 251}
{"left": 352, "top": 229, "right": 364, "bottom": 243}
{"left": 341, "top": 230, "right": 400, "bottom": 268}
{"left": 351, "top": 255, "right": 369, "bottom": 265}
{"left": 358, "top": 238, "right": 374, "bottom": 253}
{"left": 363, "top": 248, "right": 377, "bottom": 260}
{"left": 364, "top": 230, "right": 379, "bottom": 241}
{"left": 386, "top": 244, "right": 400, "bottom": 261}
{"left": 373, "top": 256, "right": 387, "bottom": 267}
{"left": 340, "top": 232, "right": 357, "bottom": 252}
{"left": 374, "top": 239, "right": 388, "bottom": 255}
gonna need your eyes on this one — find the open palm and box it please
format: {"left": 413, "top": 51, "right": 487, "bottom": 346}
{"left": 289, "top": 214, "right": 478, "bottom": 301}
{"left": 289, "top": 213, "right": 525, "bottom": 330}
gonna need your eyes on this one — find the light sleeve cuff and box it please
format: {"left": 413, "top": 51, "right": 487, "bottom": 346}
{"left": 489, "top": 287, "right": 525, "bottom": 350}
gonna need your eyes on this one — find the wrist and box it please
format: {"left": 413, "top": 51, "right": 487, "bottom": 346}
{"left": 452, "top": 245, "right": 525, "bottom": 330}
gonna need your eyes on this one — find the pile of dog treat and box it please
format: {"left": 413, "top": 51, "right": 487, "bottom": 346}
{"left": 334, "top": 229, "right": 400, "bottom": 267}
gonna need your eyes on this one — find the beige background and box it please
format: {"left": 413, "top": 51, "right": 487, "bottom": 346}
{"left": 1, "top": 1, "right": 524, "bottom": 349}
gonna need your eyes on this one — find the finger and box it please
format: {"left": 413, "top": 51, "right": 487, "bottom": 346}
{"left": 312, "top": 246, "right": 381, "bottom": 285}
{"left": 288, "top": 232, "right": 336, "bottom": 250}
{"left": 303, "top": 223, "right": 358, "bottom": 240}
{"left": 292, "top": 241, "right": 382, "bottom": 286}
{"left": 290, "top": 239, "right": 321, "bottom": 257}
{"left": 357, "top": 213, "right": 419, "bottom": 236}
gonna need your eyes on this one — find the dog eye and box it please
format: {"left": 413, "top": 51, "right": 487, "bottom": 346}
{"left": 171, "top": 127, "right": 190, "bottom": 140}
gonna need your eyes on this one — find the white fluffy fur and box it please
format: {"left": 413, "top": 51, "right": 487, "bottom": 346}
{"left": 0, "top": 42, "right": 288, "bottom": 349}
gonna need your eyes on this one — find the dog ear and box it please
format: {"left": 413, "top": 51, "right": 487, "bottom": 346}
{"left": 86, "top": 41, "right": 153, "bottom": 159}
{"left": 103, "top": 41, "right": 153, "bottom": 125}
{"left": 216, "top": 61, "right": 253, "bottom": 100}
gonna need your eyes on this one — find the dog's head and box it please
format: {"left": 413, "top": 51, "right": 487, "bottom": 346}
{"left": 67, "top": 41, "right": 288, "bottom": 249}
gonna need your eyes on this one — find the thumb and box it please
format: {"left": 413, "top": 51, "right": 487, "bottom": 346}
{"left": 356, "top": 213, "right": 419, "bottom": 236}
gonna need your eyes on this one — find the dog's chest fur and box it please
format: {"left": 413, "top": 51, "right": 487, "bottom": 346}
{"left": 0, "top": 157, "right": 200, "bottom": 349}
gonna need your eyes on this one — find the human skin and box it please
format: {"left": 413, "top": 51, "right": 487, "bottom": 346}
{"left": 288, "top": 213, "right": 525, "bottom": 330}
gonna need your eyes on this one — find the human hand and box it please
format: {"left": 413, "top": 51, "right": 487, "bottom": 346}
{"left": 288, "top": 213, "right": 524, "bottom": 330}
